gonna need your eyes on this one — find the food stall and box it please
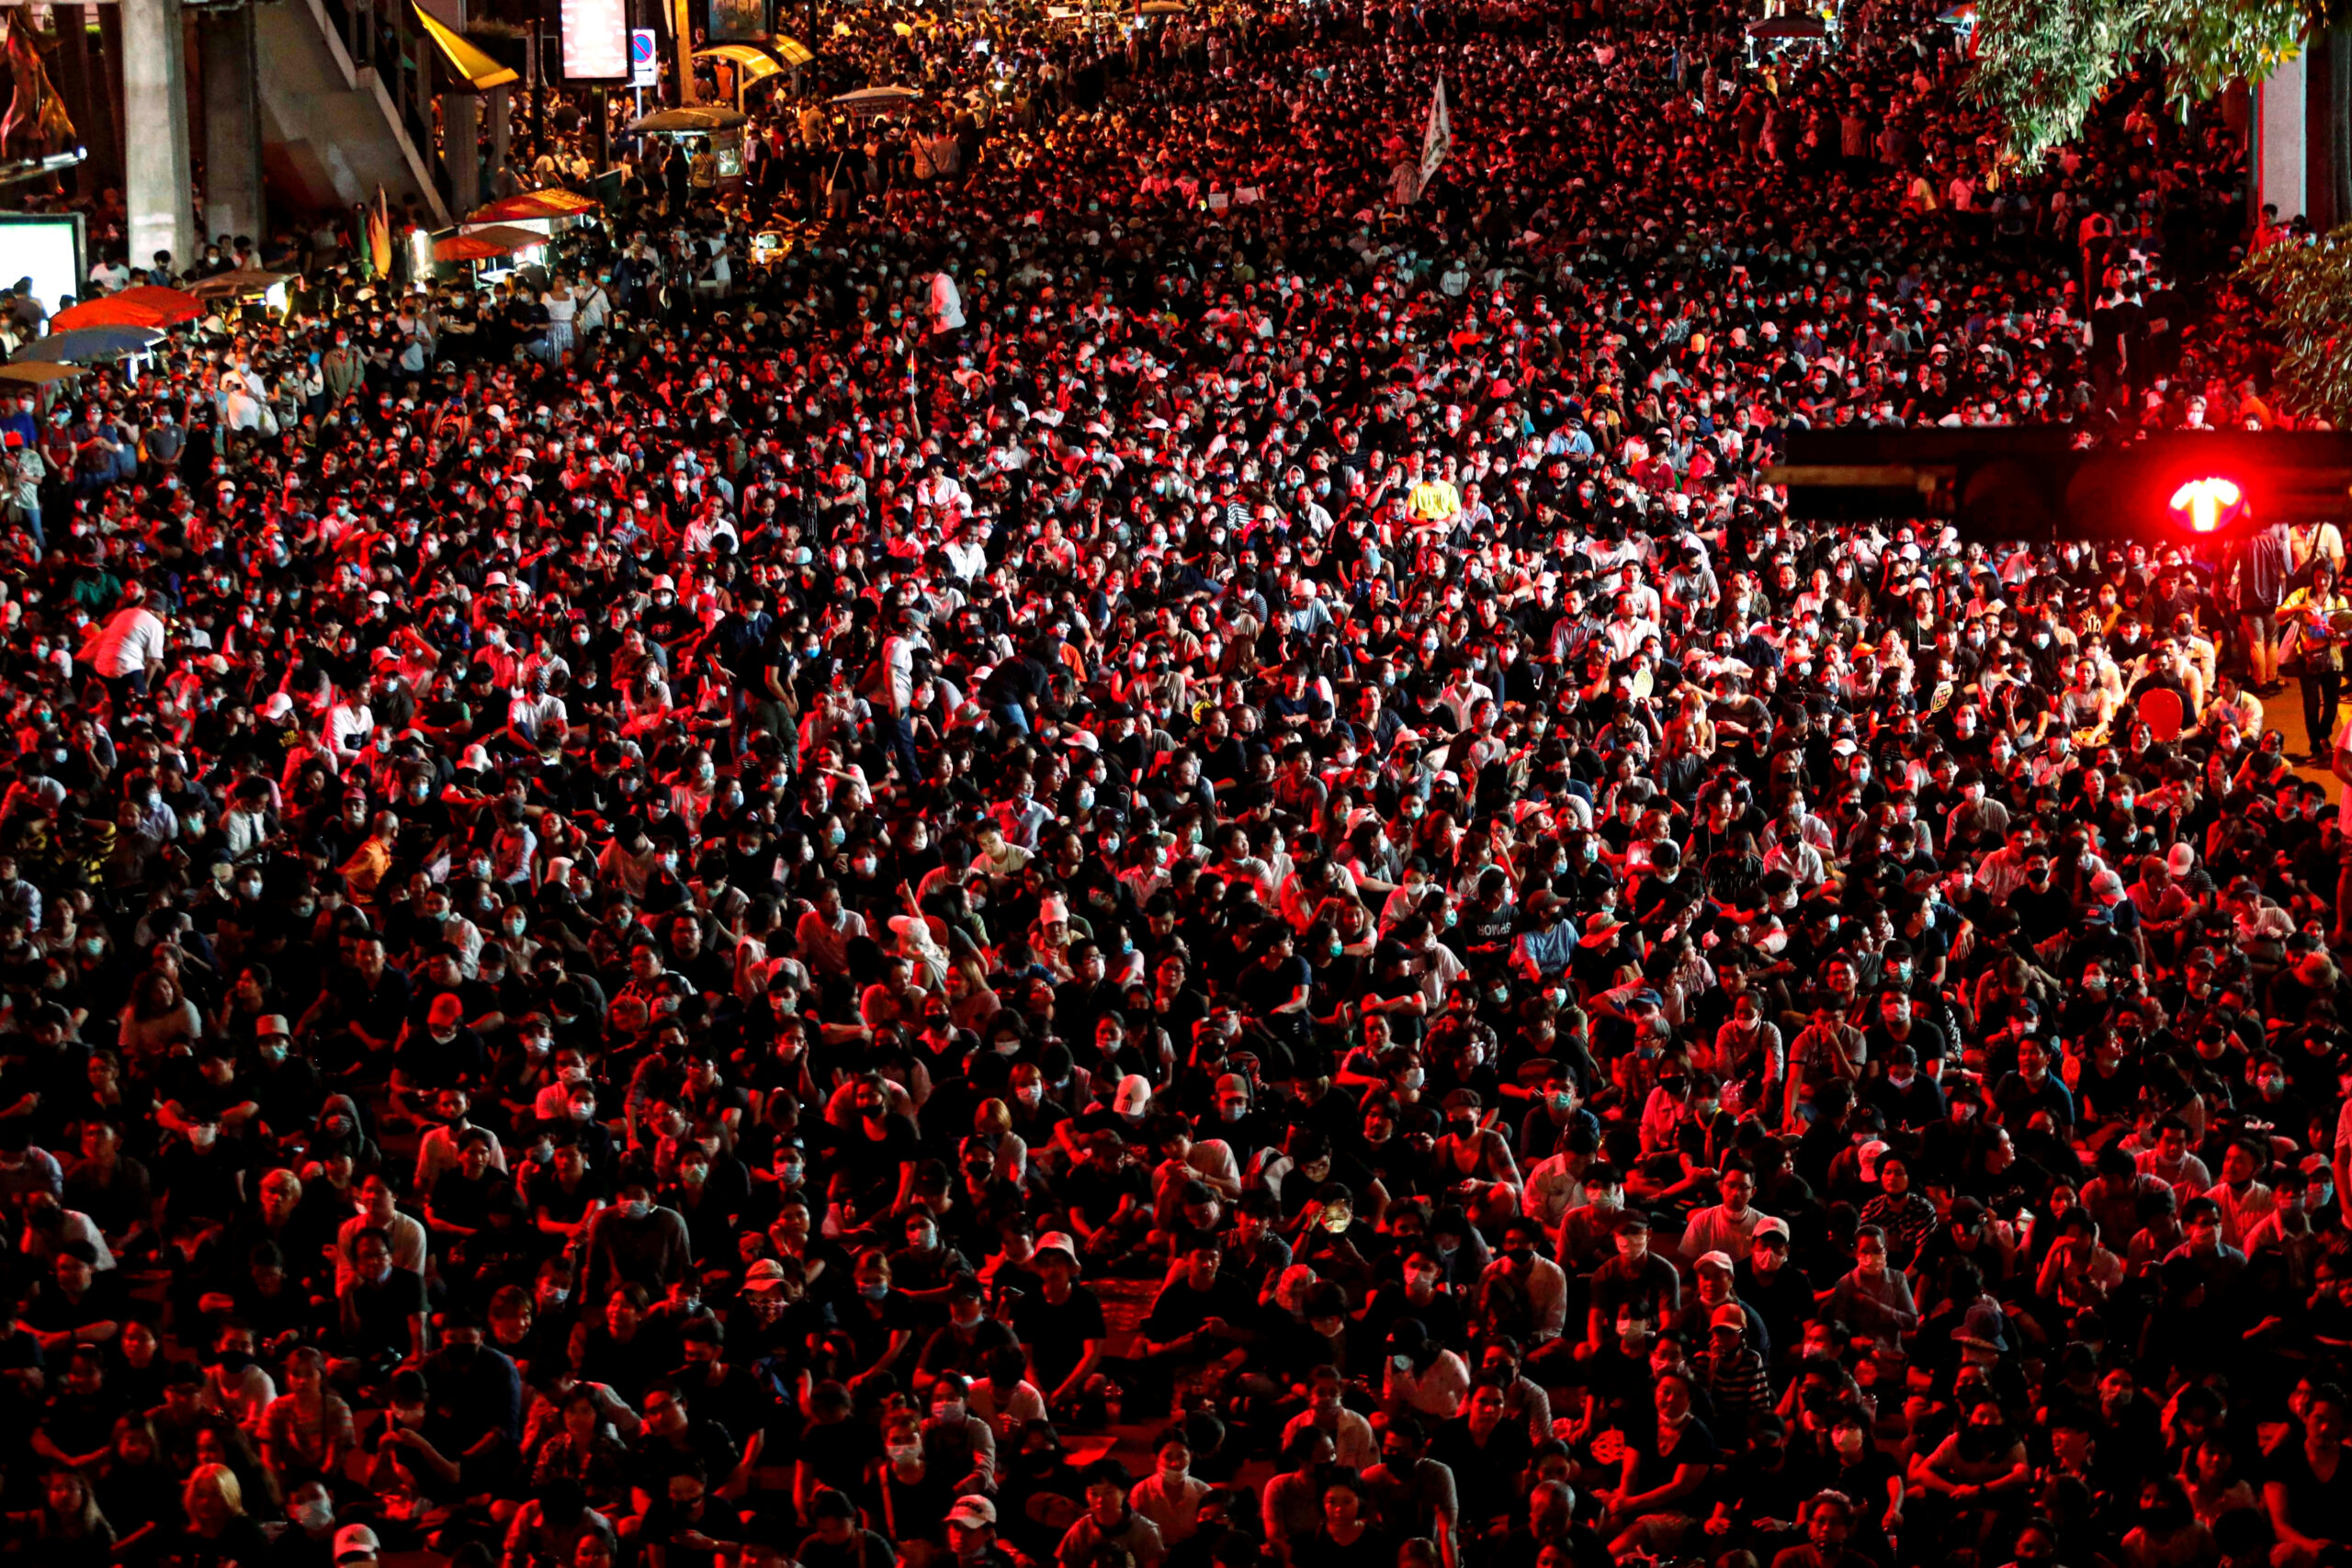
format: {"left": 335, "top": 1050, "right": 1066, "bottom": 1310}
{"left": 629, "top": 105, "right": 752, "bottom": 197}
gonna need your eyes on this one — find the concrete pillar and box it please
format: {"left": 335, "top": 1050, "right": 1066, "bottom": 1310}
{"left": 122, "top": 0, "right": 195, "bottom": 277}
{"left": 673, "top": 0, "right": 698, "bottom": 104}
{"left": 2260, "top": 54, "right": 2309, "bottom": 225}
{"left": 2310, "top": 27, "right": 2352, "bottom": 231}
{"left": 53, "top": 6, "right": 119, "bottom": 197}
{"left": 488, "top": 83, "right": 512, "bottom": 197}
{"left": 199, "top": 6, "right": 264, "bottom": 245}
{"left": 98, "top": 5, "right": 128, "bottom": 186}
{"left": 446, "top": 93, "right": 481, "bottom": 215}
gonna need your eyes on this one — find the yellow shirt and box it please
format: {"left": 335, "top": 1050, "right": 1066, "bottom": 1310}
{"left": 337, "top": 834, "right": 392, "bottom": 897}
{"left": 1408, "top": 478, "right": 1462, "bottom": 522}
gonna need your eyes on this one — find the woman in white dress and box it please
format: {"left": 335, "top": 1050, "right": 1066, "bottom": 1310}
{"left": 540, "top": 274, "right": 578, "bottom": 362}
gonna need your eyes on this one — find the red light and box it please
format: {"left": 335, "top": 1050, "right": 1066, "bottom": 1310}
{"left": 2167, "top": 476, "right": 2245, "bottom": 534}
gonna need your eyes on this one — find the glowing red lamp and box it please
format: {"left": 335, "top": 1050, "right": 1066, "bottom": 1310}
{"left": 2166, "top": 476, "right": 2247, "bottom": 535}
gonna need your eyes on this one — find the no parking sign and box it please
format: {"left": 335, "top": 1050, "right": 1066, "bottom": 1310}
{"left": 630, "top": 28, "right": 661, "bottom": 86}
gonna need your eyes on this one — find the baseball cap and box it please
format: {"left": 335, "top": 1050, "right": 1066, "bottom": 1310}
{"left": 334, "top": 1526, "right": 381, "bottom": 1565}
{"left": 1710, "top": 1303, "right": 1747, "bottom": 1331}
{"left": 1694, "top": 1250, "right": 1735, "bottom": 1276}
{"left": 946, "top": 1496, "right": 998, "bottom": 1530}
{"left": 743, "top": 1259, "right": 789, "bottom": 1294}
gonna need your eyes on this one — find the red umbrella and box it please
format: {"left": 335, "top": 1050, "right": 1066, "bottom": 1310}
{"left": 52, "top": 284, "right": 204, "bottom": 331}
{"left": 433, "top": 225, "right": 548, "bottom": 262}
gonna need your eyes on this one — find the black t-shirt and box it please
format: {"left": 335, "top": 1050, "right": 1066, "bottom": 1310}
{"left": 165, "top": 1516, "right": 272, "bottom": 1568}
{"left": 339, "top": 1266, "right": 427, "bottom": 1360}
{"left": 1235, "top": 954, "right": 1314, "bottom": 1044}
{"left": 796, "top": 1530, "right": 898, "bottom": 1568}
{"left": 1138, "top": 1270, "right": 1258, "bottom": 1346}
{"left": 1008, "top": 1284, "right": 1108, "bottom": 1390}
{"left": 1058, "top": 1160, "right": 1148, "bottom": 1230}
{"left": 794, "top": 1417, "right": 883, "bottom": 1502}
{"left": 834, "top": 1112, "right": 921, "bottom": 1203}
{"left": 1629, "top": 1415, "right": 1720, "bottom": 1496}
{"left": 2267, "top": 1441, "right": 2352, "bottom": 1547}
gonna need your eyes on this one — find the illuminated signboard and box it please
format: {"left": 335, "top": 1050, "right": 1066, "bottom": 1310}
{"left": 558, "top": 0, "right": 629, "bottom": 82}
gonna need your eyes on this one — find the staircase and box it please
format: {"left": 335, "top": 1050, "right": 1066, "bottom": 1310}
{"left": 255, "top": 0, "right": 454, "bottom": 227}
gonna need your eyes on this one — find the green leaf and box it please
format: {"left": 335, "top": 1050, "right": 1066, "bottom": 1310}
{"left": 1969, "top": 0, "right": 2312, "bottom": 155}
{"left": 2241, "top": 223, "right": 2352, "bottom": 427}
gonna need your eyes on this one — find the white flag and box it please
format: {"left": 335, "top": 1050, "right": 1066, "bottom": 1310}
{"left": 1416, "top": 77, "right": 1452, "bottom": 199}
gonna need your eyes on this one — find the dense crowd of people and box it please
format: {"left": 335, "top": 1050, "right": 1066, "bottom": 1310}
{"left": 1, "top": 6, "right": 2347, "bottom": 1568}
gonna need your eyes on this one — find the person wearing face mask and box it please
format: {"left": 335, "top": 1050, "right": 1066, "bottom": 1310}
{"left": 419, "top": 1304, "right": 523, "bottom": 1449}
{"left": 497, "top": 1475, "right": 616, "bottom": 1568}
{"left": 574, "top": 1180, "right": 692, "bottom": 1304}
{"left": 1430, "top": 1088, "right": 1521, "bottom": 1224}
{"left": 913, "top": 1371, "right": 997, "bottom": 1496}
{"left": 260, "top": 1478, "right": 345, "bottom": 1568}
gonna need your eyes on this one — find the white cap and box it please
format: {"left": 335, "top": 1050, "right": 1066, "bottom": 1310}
{"left": 946, "top": 1495, "right": 998, "bottom": 1529}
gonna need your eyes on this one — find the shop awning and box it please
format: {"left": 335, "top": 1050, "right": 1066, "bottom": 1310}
{"left": 695, "top": 44, "right": 783, "bottom": 92}
{"left": 631, "top": 106, "right": 748, "bottom": 133}
{"left": 433, "top": 224, "right": 546, "bottom": 262}
{"left": 466, "top": 187, "right": 601, "bottom": 224}
{"left": 413, "top": 3, "right": 521, "bottom": 90}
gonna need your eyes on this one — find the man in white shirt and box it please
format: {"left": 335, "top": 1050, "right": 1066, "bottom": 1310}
{"left": 928, "top": 266, "right": 966, "bottom": 336}
{"left": 876, "top": 609, "right": 925, "bottom": 784}
{"left": 334, "top": 1172, "right": 427, "bottom": 1292}
{"left": 80, "top": 582, "right": 167, "bottom": 704}
{"left": 1679, "top": 1166, "right": 1776, "bottom": 1264}
{"left": 322, "top": 691, "right": 376, "bottom": 768}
